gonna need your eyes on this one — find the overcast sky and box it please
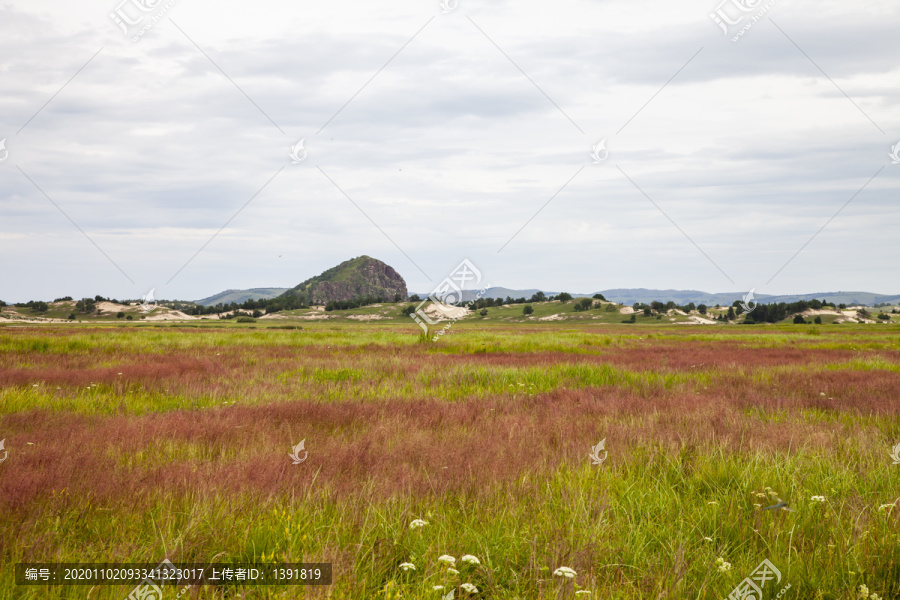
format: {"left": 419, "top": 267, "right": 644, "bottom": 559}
{"left": 1, "top": 0, "right": 897, "bottom": 303}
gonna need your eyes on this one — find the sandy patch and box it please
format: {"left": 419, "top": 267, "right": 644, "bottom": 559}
{"left": 619, "top": 306, "right": 635, "bottom": 314}
{"left": 801, "top": 309, "right": 842, "bottom": 317}
{"left": 141, "top": 310, "right": 197, "bottom": 321}
{"left": 419, "top": 302, "right": 471, "bottom": 321}
{"left": 297, "top": 314, "right": 334, "bottom": 320}
{"left": 675, "top": 315, "right": 718, "bottom": 325}
{"left": 669, "top": 309, "right": 687, "bottom": 316}
{"left": 347, "top": 314, "right": 387, "bottom": 321}
{"left": 539, "top": 314, "right": 565, "bottom": 321}
{"left": 259, "top": 313, "right": 288, "bottom": 320}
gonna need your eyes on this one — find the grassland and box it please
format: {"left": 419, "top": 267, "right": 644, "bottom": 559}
{"left": 1, "top": 320, "right": 899, "bottom": 599}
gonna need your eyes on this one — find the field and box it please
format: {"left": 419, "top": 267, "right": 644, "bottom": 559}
{"left": 1, "top": 321, "right": 899, "bottom": 599}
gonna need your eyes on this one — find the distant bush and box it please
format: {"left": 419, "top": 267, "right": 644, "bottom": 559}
{"left": 605, "top": 303, "right": 617, "bottom": 312}
{"left": 117, "top": 312, "right": 125, "bottom": 319}
{"left": 479, "top": 308, "right": 488, "bottom": 317}
{"left": 698, "top": 304, "right": 707, "bottom": 314}
{"left": 523, "top": 305, "right": 533, "bottom": 315}
{"left": 622, "top": 314, "right": 636, "bottom": 324}
{"left": 814, "top": 316, "right": 822, "bottom": 324}
{"left": 54, "top": 296, "right": 73, "bottom": 302}
{"left": 126, "top": 315, "right": 133, "bottom": 320}
{"left": 401, "top": 305, "right": 416, "bottom": 316}
{"left": 409, "top": 295, "right": 421, "bottom": 302}
{"left": 68, "top": 313, "right": 76, "bottom": 320}
{"left": 793, "top": 315, "right": 806, "bottom": 324}
{"left": 877, "top": 313, "right": 890, "bottom": 321}
{"left": 236, "top": 317, "right": 256, "bottom": 323}
{"left": 557, "top": 293, "right": 573, "bottom": 302}
{"left": 643, "top": 307, "right": 652, "bottom": 317}
{"left": 593, "top": 293, "right": 606, "bottom": 301}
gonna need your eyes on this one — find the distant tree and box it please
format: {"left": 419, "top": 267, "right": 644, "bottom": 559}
{"left": 117, "top": 312, "right": 125, "bottom": 319}
{"left": 409, "top": 295, "right": 421, "bottom": 302}
{"left": 557, "top": 293, "right": 573, "bottom": 302}
{"left": 574, "top": 298, "right": 593, "bottom": 312}
{"left": 650, "top": 301, "right": 664, "bottom": 312}
{"left": 643, "top": 307, "right": 652, "bottom": 317}
{"left": 743, "top": 313, "right": 755, "bottom": 324}
{"left": 68, "top": 313, "right": 76, "bottom": 320}
{"left": 252, "top": 309, "right": 263, "bottom": 318}
{"left": 530, "top": 291, "right": 546, "bottom": 303}
{"left": 686, "top": 302, "right": 696, "bottom": 311}
{"left": 698, "top": 304, "right": 707, "bottom": 315}
{"left": 838, "top": 303, "right": 846, "bottom": 309}
{"left": 393, "top": 293, "right": 401, "bottom": 302}
{"left": 54, "top": 296, "right": 73, "bottom": 302}
{"left": 793, "top": 314, "right": 806, "bottom": 324}
{"left": 814, "top": 316, "right": 823, "bottom": 324}
{"left": 592, "top": 293, "right": 606, "bottom": 301}
{"left": 402, "top": 305, "right": 416, "bottom": 316}
{"left": 126, "top": 315, "right": 133, "bottom": 320}
{"left": 605, "top": 303, "right": 617, "bottom": 312}
{"left": 877, "top": 313, "right": 890, "bottom": 321}
{"left": 623, "top": 314, "right": 636, "bottom": 323}
{"left": 479, "top": 308, "right": 488, "bottom": 317}
{"left": 727, "top": 306, "right": 735, "bottom": 320}
{"left": 523, "top": 305, "right": 534, "bottom": 315}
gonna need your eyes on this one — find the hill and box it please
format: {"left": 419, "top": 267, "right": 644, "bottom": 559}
{"left": 195, "top": 287, "right": 289, "bottom": 306}
{"left": 279, "top": 256, "right": 407, "bottom": 305}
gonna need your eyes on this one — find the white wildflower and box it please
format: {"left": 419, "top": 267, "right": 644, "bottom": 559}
{"left": 715, "top": 557, "right": 732, "bottom": 572}
{"left": 432, "top": 586, "right": 444, "bottom": 591}
{"left": 399, "top": 562, "right": 416, "bottom": 571}
{"left": 553, "top": 566, "right": 576, "bottom": 579}
{"left": 810, "top": 495, "right": 826, "bottom": 502}
{"left": 438, "top": 555, "right": 456, "bottom": 565}
{"left": 460, "top": 555, "right": 480, "bottom": 565}
{"left": 447, "top": 568, "right": 459, "bottom": 576}
{"left": 858, "top": 584, "right": 869, "bottom": 599}
{"left": 409, "top": 519, "right": 428, "bottom": 529}
{"left": 460, "top": 583, "right": 478, "bottom": 594}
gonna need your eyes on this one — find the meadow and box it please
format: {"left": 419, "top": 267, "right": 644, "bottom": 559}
{"left": 1, "top": 321, "right": 899, "bottom": 599}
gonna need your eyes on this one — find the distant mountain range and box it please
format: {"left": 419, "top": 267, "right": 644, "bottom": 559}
{"left": 193, "top": 259, "right": 899, "bottom": 308}
{"left": 412, "top": 288, "right": 900, "bottom": 307}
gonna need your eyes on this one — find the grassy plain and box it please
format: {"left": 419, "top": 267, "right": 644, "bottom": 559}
{"left": 1, "top": 320, "right": 899, "bottom": 599}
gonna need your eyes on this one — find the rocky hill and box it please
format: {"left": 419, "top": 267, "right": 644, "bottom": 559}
{"left": 279, "top": 256, "right": 408, "bottom": 305}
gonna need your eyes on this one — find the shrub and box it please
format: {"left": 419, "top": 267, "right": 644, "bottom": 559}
{"left": 643, "top": 307, "right": 652, "bottom": 317}
{"left": 236, "top": 317, "right": 256, "bottom": 323}
{"left": 877, "top": 313, "right": 890, "bottom": 321}
{"left": 793, "top": 315, "right": 806, "bottom": 324}
{"left": 479, "top": 308, "right": 488, "bottom": 317}
{"left": 68, "top": 313, "right": 76, "bottom": 320}
{"left": 557, "top": 292, "right": 573, "bottom": 302}
{"left": 126, "top": 315, "right": 133, "bottom": 320}
{"left": 117, "top": 312, "right": 125, "bottom": 319}
{"left": 401, "top": 305, "right": 416, "bottom": 316}
{"left": 814, "top": 316, "right": 822, "bottom": 324}
{"left": 592, "top": 293, "right": 606, "bottom": 301}
{"left": 523, "top": 305, "right": 533, "bottom": 315}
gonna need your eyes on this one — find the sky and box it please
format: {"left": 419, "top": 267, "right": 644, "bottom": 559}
{"left": 1, "top": 0, "right": 898, "bottom": 303}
